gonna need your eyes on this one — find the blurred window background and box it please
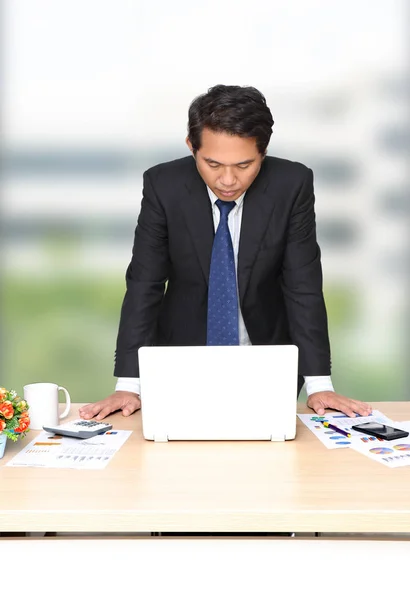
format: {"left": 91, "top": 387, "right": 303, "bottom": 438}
{"left": 2, "top": 0, "right": 409, "bottom": 403}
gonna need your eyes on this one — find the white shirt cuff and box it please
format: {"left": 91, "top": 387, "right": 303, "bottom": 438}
{"left": 116, "top": 376, "right": 333, "bottom": 398}
{"left": 115, "top": 377, "right": 141, "bottom": 396}
{"left": 303, "top": 375, "right": 334, "bottom": 397}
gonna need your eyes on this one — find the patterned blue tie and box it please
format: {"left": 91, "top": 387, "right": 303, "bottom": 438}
{"left": 207, "top": 199, "right": 239, "bottom": 345}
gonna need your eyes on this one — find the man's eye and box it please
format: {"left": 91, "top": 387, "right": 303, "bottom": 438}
{"left": 238, "top": 164, "right": 249, "bottom": 169}
{"left": 208, "top": 164, "right": 219, "bottom": 169}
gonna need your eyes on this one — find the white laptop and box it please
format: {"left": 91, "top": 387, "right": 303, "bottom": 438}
{"left": 138, "top": 345, "right": 299, "bottom": 442}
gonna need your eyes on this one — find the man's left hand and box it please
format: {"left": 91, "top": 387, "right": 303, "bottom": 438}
{"left": 307, "top": 391, "right": 372, "bottom": 418}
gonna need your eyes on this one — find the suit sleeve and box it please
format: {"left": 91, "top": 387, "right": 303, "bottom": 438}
{"left": 114, "top": 170, "right": 170, "bottom": 377}
{"left": 281, "top": 168, "right": 332, "bottom": 376}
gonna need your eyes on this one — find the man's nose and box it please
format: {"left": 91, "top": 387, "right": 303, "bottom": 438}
{"left": 219, "top": 167, "right": 236, "bottom": 187}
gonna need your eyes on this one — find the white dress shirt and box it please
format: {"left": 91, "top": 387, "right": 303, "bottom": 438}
{"left": 116, "top": 186, "right": 334, "bottom": 397}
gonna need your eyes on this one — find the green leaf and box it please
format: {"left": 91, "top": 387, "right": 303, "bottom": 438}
{"left": 5, "top": 415, "right": 19, "bottom": 431}
{"left": 4, "top": 430, "right": 19, "bottom": 442}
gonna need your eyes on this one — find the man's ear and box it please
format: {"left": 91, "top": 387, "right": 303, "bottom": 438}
{"left": 186, "top": 136, "right": 194, "bottom": 154}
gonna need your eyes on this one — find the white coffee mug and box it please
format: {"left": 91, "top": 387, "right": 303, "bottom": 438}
{"left": 23, "top": 383, "right": 71, "bottom": 430}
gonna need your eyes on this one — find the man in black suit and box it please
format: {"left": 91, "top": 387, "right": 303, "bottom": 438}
{"left": 80, "top": 85, "right": 371, "bottom": 421}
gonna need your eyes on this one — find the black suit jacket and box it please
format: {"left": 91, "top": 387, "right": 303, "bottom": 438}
{"left": 114, "top": 155, "right": 331, "bottom": 387}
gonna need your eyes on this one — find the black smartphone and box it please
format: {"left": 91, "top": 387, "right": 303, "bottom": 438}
{"left": 351, "top": 421, "right": 409, "bottom": 441}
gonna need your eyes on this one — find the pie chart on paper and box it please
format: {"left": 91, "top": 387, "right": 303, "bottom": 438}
{"left": 369, "top": 447, "right": 394, "bottom": 455}
{"left": 393, "top": 444, "right": 410, "bottom": 451}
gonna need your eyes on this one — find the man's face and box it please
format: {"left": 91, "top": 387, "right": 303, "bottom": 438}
{"left": 186, "top": 128, "right": 264, "bottom": 201}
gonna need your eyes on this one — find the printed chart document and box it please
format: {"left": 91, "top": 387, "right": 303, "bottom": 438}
{"left": 5, "top": 429, "right": 132, "bottom": 470}
{"left": 297, "top": 409, "right": 393, "bottom": 450}
{"left": 349, "top": 422, "right": 410, "bottom": 468}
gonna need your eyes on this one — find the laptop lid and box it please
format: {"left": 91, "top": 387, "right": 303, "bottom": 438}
{"left": 138, "top": 345, "right": 298, "bottom": 442}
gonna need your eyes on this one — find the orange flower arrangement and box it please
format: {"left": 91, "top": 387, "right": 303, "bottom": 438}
{"left": 0, "top": 387, "right": 30, "bottom": 441}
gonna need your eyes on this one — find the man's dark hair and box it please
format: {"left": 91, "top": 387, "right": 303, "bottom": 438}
{"left": 188, "top": 84, "right": 274, "bottom": 155}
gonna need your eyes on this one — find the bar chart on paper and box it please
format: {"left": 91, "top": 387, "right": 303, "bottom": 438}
{"left": 297, "top": 409, "right": 393, "bottom": 449}
{"left": 5, "top": 430, "right": 132, "bottom": 469}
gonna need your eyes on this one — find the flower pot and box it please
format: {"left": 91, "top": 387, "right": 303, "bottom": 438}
{"left": 0, "top": 434, "right": 6, "bottom": 459}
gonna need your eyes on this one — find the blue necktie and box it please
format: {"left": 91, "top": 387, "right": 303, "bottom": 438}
{"left": 207, "top": 199, "right": 239, "bottom": 345}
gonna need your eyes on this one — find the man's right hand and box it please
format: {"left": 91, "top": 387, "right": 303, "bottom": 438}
{"left": 78, "top": 391, "right": 141, "bottom": 421}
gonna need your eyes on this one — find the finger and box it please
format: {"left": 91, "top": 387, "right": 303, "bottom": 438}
{"left": 344, "top": 406, "right": 357, "bottom": 418}
{"left": 344, "top": 398, "right": 371, "bottom": 410}
{"left": 93, "top": 405, "right": 115, "bottom": 421}
{"left": 338, "top": 399, "right": 372, "bottom": 417}
{"left": 322, "top": 397, "right": 355, "bottom": 417}
{"left": 353, "top": 404, "right": 372, "bottom": 417}
{"left": 309, "top": 396, "right": 355, "bottom": 418}
{"left": 81, "top": 395, "right": 125, "bottom": 420}
{"left": 80, "top": 402, "right": 114, "bottom": 420}
{"left": 331, "top": 400, "right": 357, "bottom": 418}
{"left": 79, "top": 403, "right": 101, "bottom": 419}
{"left": 337, "top": 402, "right": 370, "bottom": 418}
{"left": 78, "top": 403, "right": 92, "bottom": 415}
{"left": 306, "top": 398, "right": 326, "bottom": 415}
{"left": 122, "top": 398, "right": 141, "bottom": 417}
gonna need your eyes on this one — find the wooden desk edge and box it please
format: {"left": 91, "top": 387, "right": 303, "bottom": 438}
{"left": 2, "top": 508, "right": 410, "bottom": 533}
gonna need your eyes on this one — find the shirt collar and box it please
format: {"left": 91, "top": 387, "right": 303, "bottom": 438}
{"left": 206, "top": 186, "right": 246, "bottom": 209}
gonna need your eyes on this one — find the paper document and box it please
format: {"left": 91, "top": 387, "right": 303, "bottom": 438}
{"left": 5, "top": 429, "right": 132, "bottom": 469}
{"left": 297, "top": 409, "right": 393, "bottom": 449}
{"left": 349, "top": 422, "right": 410, "bottom": 468}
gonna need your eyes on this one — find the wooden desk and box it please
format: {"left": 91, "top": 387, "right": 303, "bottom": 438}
{"left": 1, "top": 402, "right": 409, "bottom": 534}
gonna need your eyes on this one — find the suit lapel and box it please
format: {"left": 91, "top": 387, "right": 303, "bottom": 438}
{"left": 180, "top": 163, "right": 214, "bottom": 283}
{"left": 238, "top": 163, "right": 277, "bottom": 304}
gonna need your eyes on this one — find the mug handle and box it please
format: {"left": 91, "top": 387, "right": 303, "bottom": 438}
{"left": 58, "top": 386, "right": 71, "bottom": 420}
